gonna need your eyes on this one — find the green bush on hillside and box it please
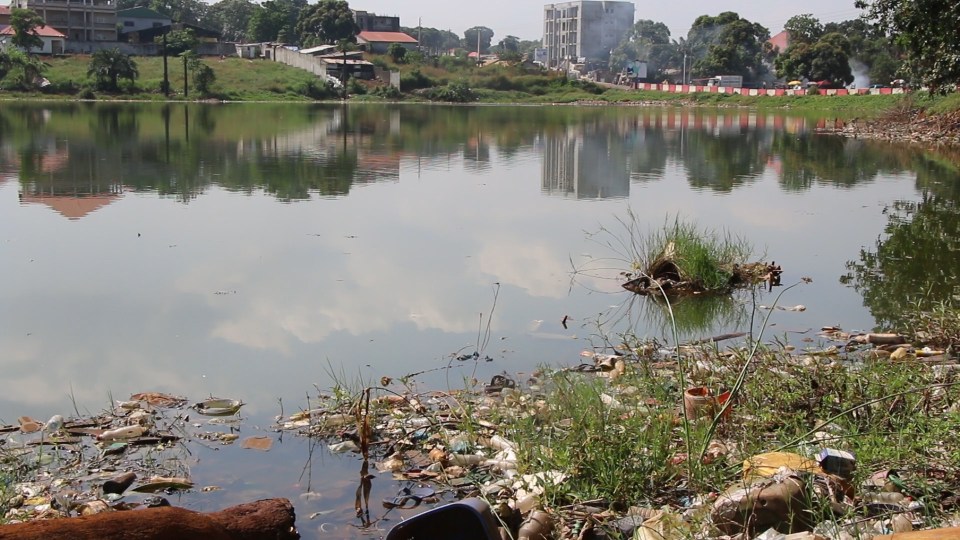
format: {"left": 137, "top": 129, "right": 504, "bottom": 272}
{"left": 425, "top": 80, "right": 475, "bottom": 102}
{"left": 400, "top": 68, "right": 435, "bottom": 92}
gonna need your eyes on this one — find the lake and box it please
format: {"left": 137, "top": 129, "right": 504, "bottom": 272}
{"left": 1, "top": 102, "right": 958, "bottom": 537}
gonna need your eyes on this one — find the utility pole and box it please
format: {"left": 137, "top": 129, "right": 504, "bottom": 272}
{"left": 341, "top": 43, "right": 348, "bottom": 99}
{"left": 682, "top": 53, "right": 687, "bottom": 85}
{"left": 162, "top": 31, "right": 169, "bottom": 96}
{"left": 417, "top": 17, "right": 422, "bottom": 52}
{"left": 476, "top": 29, "right": 480, "bottom": 66}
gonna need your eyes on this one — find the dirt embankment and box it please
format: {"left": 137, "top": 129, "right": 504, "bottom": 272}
{"left": 828, "top": 107, "right": 960, "bottom": 147}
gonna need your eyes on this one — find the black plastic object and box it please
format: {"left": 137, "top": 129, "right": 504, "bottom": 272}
{"left": 384, "top": 497, "right": 501, "bottom": 540}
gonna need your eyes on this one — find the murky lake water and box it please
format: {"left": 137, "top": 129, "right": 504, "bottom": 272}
{"left": 2, "top": 102, "right": 959, "bottom": 537}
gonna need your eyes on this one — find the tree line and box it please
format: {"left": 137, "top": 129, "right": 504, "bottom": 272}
{"left": 609, "top": 12, "right": 905, "bottom": 89}
{"left": 2, "top": 0, "right": 956, "bottom": 94}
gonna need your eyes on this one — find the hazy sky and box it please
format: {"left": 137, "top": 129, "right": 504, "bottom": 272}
{"left": 356, "top": 0, "right": 864, "bottom": 42}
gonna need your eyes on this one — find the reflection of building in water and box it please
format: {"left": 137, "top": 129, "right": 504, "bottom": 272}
{"left": 16, "top": 142, "right": 125, "bottom": 220}
{"left": 20, "top": 192, "right": 122, "bottom": 220}
{"left": 541, "top": 128, "right": 630, "bottom": 199}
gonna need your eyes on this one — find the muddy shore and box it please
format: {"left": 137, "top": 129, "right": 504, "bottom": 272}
{"left": 824, "top": 107, "right": 960, "bottom": 148}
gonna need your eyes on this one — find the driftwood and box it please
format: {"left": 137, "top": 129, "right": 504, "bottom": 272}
{"left": 0, "top": 498, "right": 299, "bottom": 540}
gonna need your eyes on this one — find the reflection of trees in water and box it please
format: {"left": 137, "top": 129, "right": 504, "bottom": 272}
{"left": 681, "top": 130, "right": 767, "bottom": 192}
{"left": 91, "top": 104, "right": 141, "bottom": 144}
{"left": 593, "top": 289, "right": 753, "bottom": 345}
{"left": 773, "top": 134, "right": 895, "bottom": 190}
{"left": 844, "top": 193, "right": 960, "bottom": 330}
{"left": 8, "top": 102, "right": 960, "bottom": 206}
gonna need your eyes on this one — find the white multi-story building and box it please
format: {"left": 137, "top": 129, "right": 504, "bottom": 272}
{"left": 543, "top": 1, "right": 634, "bottom": 69}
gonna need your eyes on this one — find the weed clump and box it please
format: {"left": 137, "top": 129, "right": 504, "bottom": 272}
{"left": 606, "top": 214, "right": 760, "bottom": 296}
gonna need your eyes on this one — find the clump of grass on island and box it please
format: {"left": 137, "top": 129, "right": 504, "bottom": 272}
{"left": 581, "top": 212, "right": 759, "bottom": 297}
{"left": 640, "top": 216, "right": 754, "bottom": 292}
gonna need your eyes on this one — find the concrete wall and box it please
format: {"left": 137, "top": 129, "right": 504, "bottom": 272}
{"left": 631, "top": 81, "right": 906, "bottom": 96}
{"left": 64, "top": 40, "right": 233, "bottom": 56}
{"left": 271, "top": 46, "right": 329, "bottom": 77}
{"left": 373, "top": 67, "right": 400, "bottom": 88}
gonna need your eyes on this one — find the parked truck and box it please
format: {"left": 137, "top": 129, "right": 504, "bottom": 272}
{"left": 706, "top": 75, "right": 743, "bottom": 87}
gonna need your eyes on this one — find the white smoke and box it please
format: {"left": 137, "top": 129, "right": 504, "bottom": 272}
{"left": 849, "top": 59, "right": 870, "bottom": 88}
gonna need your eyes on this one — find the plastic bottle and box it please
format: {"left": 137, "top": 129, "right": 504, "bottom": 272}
{"left": 97, "top": 425, "right": 146, "bottom": 441}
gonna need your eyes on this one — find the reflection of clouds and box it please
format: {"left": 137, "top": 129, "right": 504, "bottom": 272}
{"left": 0, "top": 317, "right": 196, "bottom": 416}
{"left": 477, "top": 238, "right": 570, "bottom": 298}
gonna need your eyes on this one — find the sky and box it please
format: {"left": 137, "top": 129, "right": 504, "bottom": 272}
{"left": 354, "top": 0, "right": 865, "bottom": 42}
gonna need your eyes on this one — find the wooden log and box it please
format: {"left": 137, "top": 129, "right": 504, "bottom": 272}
{"left": 0, "top": 498, "right": 299, "bottom": 540}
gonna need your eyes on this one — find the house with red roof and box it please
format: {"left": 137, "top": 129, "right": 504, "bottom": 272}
{"left": 0, "top": 23, "right": 66, "bottom": 54}
{"left": 356, "top": 30, "right": 418, "bottom": 54}
{"left": 351, "top": 9, "right": 418, "bottom": 53}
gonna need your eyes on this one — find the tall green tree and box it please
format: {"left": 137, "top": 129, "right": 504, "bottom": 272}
{"left": 88, "top": 48, "right": 139, "bottom": 91}
{"left": 857, "top": 0, "right": 960, "bottom": 91}
{"left": 185, "top": 53, "right": 216, "bottom": 94}
{"left": 783, "top": 14, "right": 824, "bottom": 46}
{"left": 10, "top": 8, "right": 45, "bottom": 52}
{"left": 809, "top": 33, "right": 854, "bottom": 85}
{"left": 823, "top": 19, "right": 900, "bottom": 85}
{"left": 149, "top": 0, "right": 208, "bottom": 26}
{"left": 687, "top": 12, "right": 770, "bottom": 81}
{"left": 496, "top": 35, "right": 520, "bottom": 53}
{"left": 387, "top": 42, "right": 407, "bottom": 63}
{"left": 237, "top": 0, "right": 303, "bottom": 42}
{"left": 208, "top": 0, "right": 256, "bottom": 42}
{"left": 294, "top": 0, "right": 358, "bottom": 47}
{"left": 156, "top": 28, "right": 198, "bottom": 56}
{"left": 402, "top": 26, "right": 462, "bottom": 54}
{"left": 775, "top": 32, "right": 854, "bottom": 86}
{"left": 463, "top": 26, "right": 494, "bottom": 54}
{"left": 610, "top": 19, "right": 676, "bottom": 76}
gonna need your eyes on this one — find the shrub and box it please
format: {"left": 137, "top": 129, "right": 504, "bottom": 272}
{"left": 425, "top": 80, "right": 475, "bottom": 102}
{"left": 346, "top": 77, "right": 367, "bottom": 95}
{"left": 371, "top": 84, "right": 402, "bottom": 99}
{"left": 400, "top": 68, "right": 435, "bottom": 91}
{"left": 292, "top": 79, "right": 336, "bottom": 100}
{"left": 437, "top": 55, "right": 471, "bottom": 71}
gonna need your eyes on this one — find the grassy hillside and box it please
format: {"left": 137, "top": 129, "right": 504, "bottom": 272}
{"left": 2, "top": 52, "right": 956, "bottom": 118}
{"left": 22, "top": 55, "right": 336, "bottom": 101}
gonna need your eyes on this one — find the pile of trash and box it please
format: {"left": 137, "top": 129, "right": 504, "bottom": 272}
{"left": 275, "top": 325, "right": 960, "bottom": 540}
{"left": 0, "top": 393, "right": 248, "bottom": 523}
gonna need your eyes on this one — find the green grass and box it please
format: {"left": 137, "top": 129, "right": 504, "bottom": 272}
{"left": 12, "top": 55, "right": 334, "bottom": 101}
{"left": 4, "top": 52, "right": 948, "bottom": 116}
{"left": 496, "top": 340, "right": 960, "bottom": 525}
{"left": 635, "top": 214, "right": 754, "bottom": 292}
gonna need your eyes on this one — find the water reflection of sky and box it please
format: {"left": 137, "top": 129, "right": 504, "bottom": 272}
{"left": 0, "top": 104, "right": 949, "bottom": 426}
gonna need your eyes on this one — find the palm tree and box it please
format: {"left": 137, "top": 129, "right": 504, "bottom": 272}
{"left": 87, "top": 48, "right": 139, "bottom": 92}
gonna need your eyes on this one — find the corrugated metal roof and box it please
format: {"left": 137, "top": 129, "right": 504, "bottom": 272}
{"left": 117, "top": 6, "right": 169, "bottom": 19}
{"left": 357, "top": 31, "right": 417, "bottom": 43}
{"left": 300, "top": 44, "right": 337, "bottom": 55}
